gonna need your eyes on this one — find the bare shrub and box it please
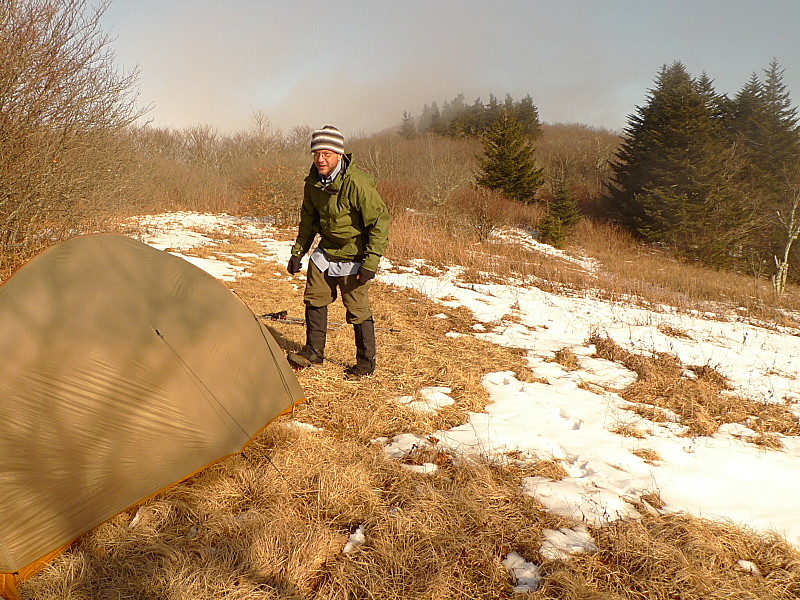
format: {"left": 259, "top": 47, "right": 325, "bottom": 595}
{"left": 0, "top": 0, "right": 146, "bottom": 274}
{"left": 122, "top": 136, "right": 240, "bottom": 215}
{"left": 536, "top": 123, "right": 621, "bottom": 215}
{"left": 238, "top": 163, "right": 305, "bottom": 226}
{"left": 377, "top": 178, "right": 426, "bottom": 214}
{"left": 350, "top": 133, "right": 479, "bottom": 208}
{"left": 284, "top": 124, "right": 313, "bottom": 151}
{"left": 446, "top": 186, "right": 518, "bottom": 241}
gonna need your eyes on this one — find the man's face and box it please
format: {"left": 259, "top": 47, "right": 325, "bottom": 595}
{"left": 313, "top": 150, "right": 341, "bottom": 177}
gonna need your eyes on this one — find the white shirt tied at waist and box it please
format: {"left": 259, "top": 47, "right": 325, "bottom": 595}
{"left": 310, "top": 247, "right": 361, "bottom": 277}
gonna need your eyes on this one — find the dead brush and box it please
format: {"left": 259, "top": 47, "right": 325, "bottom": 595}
{"left": 611, "top": 423, "right": 647, "bottom": 439}
{"left": 630, "top": 447, "right": 662, "bottom": 463}
{"left": 658, "top": 323, "right": 693, "bottom": 339}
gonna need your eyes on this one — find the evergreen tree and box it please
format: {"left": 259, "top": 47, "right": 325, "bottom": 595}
{"left": 486, "top": 93, "right": 502, "bottom": 127}
{"left": 726, "top": 61, "right": 800, "bottom": 275}
{"left": 607, "top": 62, "right": 735, "bottom": 253}
{"left": 418, "top": 103, "right": 432, "bottom": 133}
{"left": 539, "top": 178, "right": 582, "bottom": 247}
{"left": 468, "top": 97, "right": 486, "bottom": 134}
{"left": 503, "top": 93, "right": 515, "bottom": 113}
{"left": 727, "top": 73, "right": 766, "bottom": 150}
{"left": 398, "top": 111, "right": 416, "bottom": 139}
{"left": 477, "top": 110, "right": 544, "bottom": 203}
{"left": 755, "top": 60, "right": 800, "bottom": 186}
{"left": 427, "top": 101, "right": 445, "bottom": 135}
{"left": 402, "top": 92, "right": 542, "bottom": 140}
{"left": 758, "top": 61, "right": 800, "bottom": 281}
{"left": 515, "top": 94, "right": 543, "bottom": 138}
{"left": 444, "top": 93, "right": 467, "bottom": 137}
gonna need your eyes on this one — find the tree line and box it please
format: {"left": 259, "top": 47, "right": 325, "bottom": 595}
{"left": 608, "top": 60, "right": 800, "bottom": 291}
{"left": 399, "top": 93, "right": 542, "bottom": 139}
{"left": 3, "top": 0, "right": 798, "bottom": 287}
{"left": 402, "top": 63, "right": 800, "bottom": 287}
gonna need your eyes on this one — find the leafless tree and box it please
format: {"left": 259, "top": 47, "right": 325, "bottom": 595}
{"left": 0, "top": 0, "right": 146, "bottom": 274}
{"left": 248, "top": 110, "right": 282, "bottom": 154}
{"left": 772, "top": 172, "right": 800, "bottom": 295}
{"left": 284, "top": 124, "right": 313, "bottom": 151}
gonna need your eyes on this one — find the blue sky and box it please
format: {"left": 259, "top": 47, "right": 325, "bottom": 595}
{"left": 99, "top": 0, "right": 800, "bottom": 136}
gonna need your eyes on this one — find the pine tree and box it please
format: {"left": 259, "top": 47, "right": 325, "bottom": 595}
{"left": 607, "top": 62, "right": 733, "bottom": 249}
{"left": 443, "top": 93, "right": 466, "bottom": 136}
{"left": 539, "top": 178, "right": 582, "bottom": 247}
{"left": 755, "top": 60, "right": 800, "bottom": 188}
{"left": 418, "top": 104, "right": 432, "bottom": 133}
{"left": 726, "top": 61, "right": 800, "bottom": 277}
{"left": 427, "top": 102, "right": 445, "bottom": 135}
{"left": 727, "top": 73, "right": 766, "bottom": 151}
{"left": 515, "top": 94, "right": 543, "bottom": 138}
{"left": 477, "top": 110, "right": 544, "bottom": 203}
{"left": 403, "top": 92, "right": 542, "bottom": 140}
{"left": 758, "top": 61, "right": 800, "bottom": 283}
{"left": 398, "top": 111, "right": 416, "bottom": 139}
{"left": 486, "top": 94, "right": 502, "bottom": 128}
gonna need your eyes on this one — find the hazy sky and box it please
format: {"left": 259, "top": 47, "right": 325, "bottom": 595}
{"left": 99, "top": 0, "right": 800, "bottom": 136}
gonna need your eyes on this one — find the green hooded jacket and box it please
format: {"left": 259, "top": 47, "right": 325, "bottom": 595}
{"left": 291, "top": 154, "right": 390, "bottom": 273}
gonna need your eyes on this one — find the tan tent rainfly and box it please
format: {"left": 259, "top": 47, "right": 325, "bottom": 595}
{"left": 0, "top": 234, "right": 305, "bottom": 599}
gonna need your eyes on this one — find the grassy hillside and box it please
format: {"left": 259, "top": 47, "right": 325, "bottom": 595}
{"left": 5, "top": 126, "right": 800, "bottom": 598}
{"left": 20, "top": 213, "right": 800, "bottom": 599}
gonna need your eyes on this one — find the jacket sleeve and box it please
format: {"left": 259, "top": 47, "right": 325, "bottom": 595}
{"left": 356, "top": 182, "right": 390, "bottom": 272}
{"left": 291, "top": 187, "right": 318, "bottom": 257}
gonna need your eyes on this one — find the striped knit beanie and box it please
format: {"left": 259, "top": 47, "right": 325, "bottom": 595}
{"left": 310, "top": 125, "right": 345, "bottom": 154}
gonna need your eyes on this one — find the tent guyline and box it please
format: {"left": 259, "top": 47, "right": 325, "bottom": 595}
{"left": 155, "top": 321, "right": 295, "bottom": 490}
{"left": 155, "top": 327, "right": 252, "bottom": 442}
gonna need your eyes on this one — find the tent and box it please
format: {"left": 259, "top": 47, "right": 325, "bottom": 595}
{"left": 0, "top": 234, "right": 305, "bottom": 599}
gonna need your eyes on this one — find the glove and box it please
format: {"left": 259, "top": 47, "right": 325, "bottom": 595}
{"left": 287, "top": 255, "right": 302, "bottom": 275}
{"left": 358, "top": 266, "right": 376, "bottom": 283}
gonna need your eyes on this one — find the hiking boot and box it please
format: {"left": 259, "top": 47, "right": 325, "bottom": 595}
{"left": 344, "top": 363, "right": 375, "bottom": 380}
{"left": 287, "top": 305, "right": 329, "bottom": 369}
{"left": 287, "top": 345, "right": 324, "bottom": 369}
{"left": 345, "top": 319, "right": 376, "bottom": 380}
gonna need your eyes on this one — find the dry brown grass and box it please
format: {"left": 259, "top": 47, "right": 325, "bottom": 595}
{"left": 630, "top": 447, "right": 661, "bottom": 463}
{"left": 539, "top": 513, "right": 800, "bottom": 599}
{"left": 383, "top": 193, "right": 800, "bottom": 327}
{"left": 552, "top": 347, "right": 580, "bottom": 370}
{"left": 591, "top": 335, "right": 800, "bottom": 441}
{"left": 19, "top": 233, "right": 800, "bottom": 599}
{"left": 388, "top": 209, "right": 595, "bottom": 292}
{"left": 576, "top": 220, "right": 800, "bottom": 323}
{"left": 611, "top": 424, "right": 647, "bottom": 439}
{"left": 387, "top": 205, "right": 800, "bottom": 328}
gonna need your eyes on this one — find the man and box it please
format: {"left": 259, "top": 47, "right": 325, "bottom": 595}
{"left": 286, "top": 125, "right": 390, "bottom": 379}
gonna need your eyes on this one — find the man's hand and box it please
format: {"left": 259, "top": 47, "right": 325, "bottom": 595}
{"left": 358, "top": 266, "right": 376, "bottom": 283}
{"left": 287, "top": 255, "right": 302, "bottom": 274}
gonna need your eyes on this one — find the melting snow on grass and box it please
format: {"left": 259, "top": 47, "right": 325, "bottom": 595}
{"left": 132, "top": 213, "right": 800, "bottom": 561}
